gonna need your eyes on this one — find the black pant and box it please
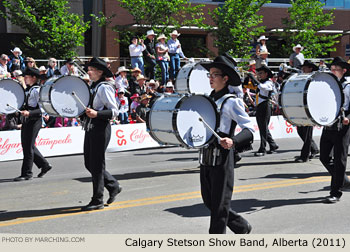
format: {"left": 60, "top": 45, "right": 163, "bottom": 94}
{"left": 200, "top": 148, "right": 249, "bottom": 234}
{"left": 256, "top": 101, "right": 277, "bottom": 152}
{"left": 83, "top": 120, "right": 119, "bottom": 203}
{"left": 297, "top": 126, "right": 319, "bottom": 160}
{"left": 20, "top": 118, "right": 49, "bottom": 177}
{"left": 319, "top": 126, "right": 350, "bottom": 198}
{"left": 144, "top": 57, "right": 157, "bottom": 80}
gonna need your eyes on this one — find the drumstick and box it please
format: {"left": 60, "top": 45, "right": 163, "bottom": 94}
{"left": 6, "top": 104, "right": 21, "bottom": 113}
{"left": 71, "top": 92, "right": 87, "bottom": 110}
{"left": 198, "top": 117, "right": 222, "bottom": 141}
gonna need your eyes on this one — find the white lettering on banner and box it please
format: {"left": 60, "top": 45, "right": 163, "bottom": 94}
{"left": 0, "top": 116, "right": 324, "bottom": 162}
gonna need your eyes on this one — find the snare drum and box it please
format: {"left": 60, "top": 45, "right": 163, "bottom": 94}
{"left": 147, "top": 94, "right": 219, "bottom": 148}
{"left": 0, "top": 79, "right": 25, "bottom": 114}
{"left": 39, "top": 75, "right": 91, "bottom": 117}
{"left": 280, "top": 72, "right": 343, "bottom": 126}
{"left": 175, "top": 62, "right": 212, "bottom": 95}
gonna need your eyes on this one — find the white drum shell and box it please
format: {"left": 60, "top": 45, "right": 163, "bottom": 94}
{"left": 281, "top": 72, "right": 342, "bottom": 126}
{"left": 147, "top": 94, "right": 218, "bottom": 148}
{"left": 175, "top": 62, "right": 212, "bottom": 95}
{"left": 39, "top": 76, "right": 91, "bottom": 117}
{"left": 0, "top": 79, "right": 25, "bottom": 114}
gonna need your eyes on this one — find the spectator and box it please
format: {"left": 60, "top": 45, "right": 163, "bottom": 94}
{"left": 60, "top": 58, "right": 78, "bottom": 76}
{"left": 115, "top": 66, "right": 129, "bottom": 91}
{"left": 130, "top": 93, "right": 140, "bottom": 123}
{"left": 3, "top": 113, "right": 22, "bottom": 130}
{"left": 46, "top": 58, "right": 58, "bottom": 78}
{"left": 129, "top": 67, "right": 142, "bottom": 94}
{"left": 0, "top": 114, "right": 6, "bottom": 130}
{"left": 0, "top": 54, "right": 10, "bottom": 78}
{"left": 135, "top": 94, "right": 151, "bottom": 123}
{"left": 25, "top": 57, "right": 38, "bottom": 69}
{"left": 131, "top": 74, "right": 147, "bottom": 95}
{"left": 39, "top": 66, "right": 47, "bottom": 85}
{"left": 289, "top": 44, "right": 305, "bottom": 69}
{"left": 129, "top": 37, "right": 146, "bottom": 74}
{"left": 167, "top": 30, "right": 187, "bottom": 81}
{"left": 116, "top": 88, "right": 129, "bottom": 124}
{"left": 143, "top": 30, "right": 157, "bottom": 79}
{"left": 255, "top": 49, "right": 269, "bottom": 68}
{"left": 164, "top": 81, "right": 175, "bottom": 94}
{"left": 319, "top": 59, "right": 328, "bottom": 71}
{"left": 156, "top": 34, "right": 170, "bottom": 86}
{"left": 146, "top": 79, "right": 159, "bottom": 99}
{"left": 8, "top": 47, "right": 26, "bottom": 72}
{"left": 256, "top": 35, "right": 268, "bottom": 60}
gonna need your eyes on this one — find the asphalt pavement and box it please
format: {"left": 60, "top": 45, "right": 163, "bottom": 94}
{"left": 0, "top": 136, "right": 349, "bottom": 234}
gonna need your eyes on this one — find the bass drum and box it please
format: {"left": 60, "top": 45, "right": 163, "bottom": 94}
{"left": 39, "top": 75, "right": 91, "bottom": 117}
{"left": 175, "top": 61, "right": 212, "bottom": 95}
{"left": 0, "top": 78, "right": 25, "bottom": 114}
{"left": 147, "top": 94, "right": 219, "bottom": 148}
{"left": 280, "top": 72, "right": 343, "bottom": 126}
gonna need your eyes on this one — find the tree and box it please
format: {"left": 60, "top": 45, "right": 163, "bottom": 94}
{"left": 208, "top": 0, "right": 270, "bottom": 58}
{"left": 0, "top": 0, "right": 90, "bottom": 58}
{"left": 109, "top": 0, "right": 206, "bottom": 56}
{"left": 279, "top": 0, "right": 339, "bottom": 58}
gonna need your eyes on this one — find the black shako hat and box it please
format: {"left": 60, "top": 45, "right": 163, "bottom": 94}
{"left": 87, "top": 57, "right": 114, "bottom": 78}
{"left": 21, "top": 67, "right": 41, "bottom": 78}
{"left": 300, "top": 60, "right": 319, "bottom": 71}
{"left": 256, "top": 65, "right": 273, "bottom": 79}
{"left": 200, "top": 54, "right": 241, "bottom": 86}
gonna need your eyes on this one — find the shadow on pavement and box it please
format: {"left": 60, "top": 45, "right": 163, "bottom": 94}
{"left": 165, "top": 197, "right": 326, "bottom": 218}
{"left": 74, "top": 168, "right": 199, "bottom": 183}
{"left": 0, "top": 206, "right": 83, "bottom": 222}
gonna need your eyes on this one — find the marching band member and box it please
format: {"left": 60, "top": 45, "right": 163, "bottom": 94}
{"left": 199, "top": 54, "right": 254, "bottom": 234}
{"left": 320, "top": 57, "right": 350, "bottom": 203}
{"left": 254, "top": 65, "right": 279, "bottom": 156}
{"left": 14, "top": 67, "right": 52, "bottom": 181}
{"left": 81, "top": 57, "right": 122, "bottom": 211}
{"left": 295, "top": 61, "right": 320, "bottom": 162}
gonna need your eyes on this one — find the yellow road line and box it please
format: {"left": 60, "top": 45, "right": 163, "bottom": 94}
{"left": 0, "top": 176, "right": 331, "bottom": 227}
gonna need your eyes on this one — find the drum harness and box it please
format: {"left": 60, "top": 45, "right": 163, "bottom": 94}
{"left": 81, "top": 81, "right": 114, "bottom": 132}
{"left": 22, "top": 84, "right": 41, "bottom": 123}
{"left": 199, "top": 94, "right": 237, "bottom": 167}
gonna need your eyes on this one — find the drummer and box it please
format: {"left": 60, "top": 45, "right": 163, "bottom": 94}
{"left": 295, "top": 60, "right": 320, "bottom": 162}
{"left": 319, "top": 57, "right": 350, "bottom": 203}
{"left": 14, "top": 67, "right": 52, "bottom": 181}
{"left": 199, "top": 54, "right": 254, "bottom": 234}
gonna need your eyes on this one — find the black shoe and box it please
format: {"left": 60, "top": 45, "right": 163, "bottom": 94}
{"left": 309, "top": 150, "right": 320, "bottom": 159}
{"left": 254, "top": 152, "right": 265, "bottom": 157}
{"left": 324, "top": 196, "right": 340, "bottom": 204}
{"left": 267, "top": 145, "right": 279, "bottom": 154}
{"left": 295, "top": 157, "right": 308, "bottom": 163}
{"left": 13, "top": 176, "right": 32, "bottom": 181}
{"left": 107, "top": 186, "right": 122, "bottom": 205}
{"left": 38, "top": 164, "right": 52, "bottom": 178}
{"left": 242, "top": 222, "right": 252, "bottom": 234}
{"left": 81, "top": 201, "right": 104, "bottom": 211}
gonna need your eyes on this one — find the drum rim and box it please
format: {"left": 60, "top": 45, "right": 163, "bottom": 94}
{"left": 39, "top": 75, "right": 91, "bottom": 118}
{"left": 172, "top": 94, "right": 219, "bottom": 149}
{"left": 0, "top": 78, "right": 25, "bottom": 114}
{"left": 280, "top": 72, "right": 344, "bottom": 126}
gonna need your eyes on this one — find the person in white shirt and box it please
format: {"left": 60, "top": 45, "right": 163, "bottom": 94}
{"left": 115, "top": 66, "right": 129, "bottom": 91}
{"left": 129, "top": 37, "right": 146, "bottom": 75}
{"left": 254, "top": 65, "right": 279, "bottom": 156}
{"left": 167, "top": 30, "right": 187, "bottom": 81}
{"left": 60, "top": 58, "right": 78, "bottom": 76}
{"left": 156, "top": 34, "right": 170, "bottom": 86}
{"left": 115, "top": 87, "right": 129, "bottom": 124}
{"left": 0, "top": 54, "right": 10, "bottom": 78}
{"left": 289, "top": 44, "right": 305, "bottom": 69}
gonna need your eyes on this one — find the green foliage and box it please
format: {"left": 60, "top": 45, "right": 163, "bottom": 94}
{"left": 0, "top": 0, "right": 90, "bottom": 58}
{"left": 110, "top": 0, "right": 206, "bottom": 45}
{"left": 208, "top": 0, "right": 270, "bottom": 58}
{"left": 279, "top": 0, "right": 339, "bottom": 58}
